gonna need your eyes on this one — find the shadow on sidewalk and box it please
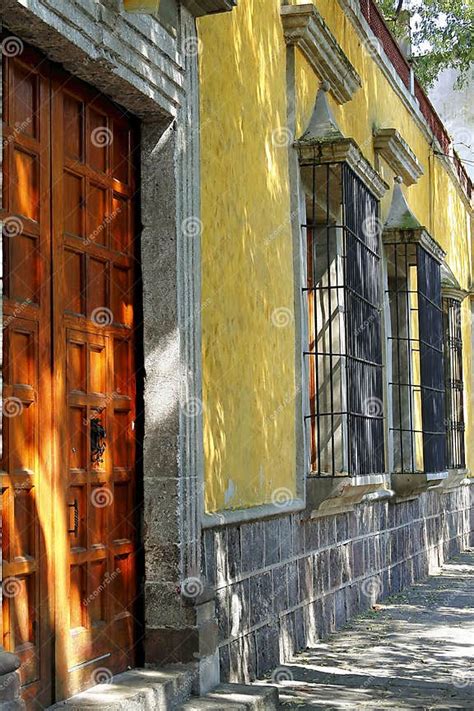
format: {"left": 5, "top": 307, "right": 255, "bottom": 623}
{"left": 265, "top": 550, "right": 474, "bottom": 709}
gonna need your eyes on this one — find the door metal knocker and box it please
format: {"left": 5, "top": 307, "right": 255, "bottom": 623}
{"left": 91, "top": 417, "right": 107, "bottom": 464}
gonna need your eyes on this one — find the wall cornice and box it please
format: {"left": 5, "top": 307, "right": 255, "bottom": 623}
{"left": 336, "top": 0, "right": 472, "bottom": 212}
{"left": 1, "top": 0, "right": 183, "bottom": 118}
{"left": 383, "top": 227, "right": 446, "bottom": 264}
{"left": 281, "top": 3, "right": 361, "bottom": 104}
{"left": 374, "top": 128, "right": 424, "bottom": 186}
{"left": 442, "top": 287, "right": 469, "bottom": 302}
{"left": 296, "top": 137, "right": 389, "bottom": 199}
{"left": 182, "top": 0, "right": 237, "bottom": 16}
{"left": 441, "top": 263, "right": 469, "bottom": 301}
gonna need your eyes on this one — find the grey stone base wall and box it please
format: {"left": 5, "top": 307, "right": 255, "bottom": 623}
{"left": 202, "top": 482, "right": 474, "bottom": 683}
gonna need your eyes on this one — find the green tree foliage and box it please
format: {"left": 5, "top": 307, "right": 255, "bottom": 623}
{"left": 376, "top": 0, "right": 473, "bottom": 88}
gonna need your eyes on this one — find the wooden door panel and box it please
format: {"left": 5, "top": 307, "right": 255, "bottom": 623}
{"left": 3, "top": 40, "right": 139, "bottom": 706}
{"left": 51, "top": 72, "right": 138, "bottom": 700}
{"left": 2, "top": 45, "right": 54, "bottom": 709}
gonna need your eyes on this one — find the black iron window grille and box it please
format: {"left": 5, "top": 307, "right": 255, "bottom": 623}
{"left": 385, "top": 241, "right": 447, "bottom": 473}
{"left": 302, "top": 161, "right": 385, "bottom": 477}
{"left": 443, "top": 298, "right": 465, "bottom": 469}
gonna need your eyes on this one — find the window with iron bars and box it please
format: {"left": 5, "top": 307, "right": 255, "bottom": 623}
{"left": 385, "top": 242, "right": 447, "bottom": 473}
{"left": 302, "top": 161, "right": 385, "bottom": 477}
{"left": 443, "top": 298, "right": 465, "bottom": 469}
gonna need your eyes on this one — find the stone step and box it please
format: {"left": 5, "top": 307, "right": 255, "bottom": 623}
{"left": 49, "top": 666, "right": 195, "bottom": 710}
{"left": 179, "top": 683, "right": 279, "bottom": 710}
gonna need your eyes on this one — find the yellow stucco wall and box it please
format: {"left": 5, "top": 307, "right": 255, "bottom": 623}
{"left": 198, "top": 0, "right": 473, "bottom": 513}
{"left": 198, "top": 0, "right": 297, "bottom": 512}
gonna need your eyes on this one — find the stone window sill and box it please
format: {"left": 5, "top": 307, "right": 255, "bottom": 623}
{"left": 304, "top": 474, "right": 391, "bottom": 518}
{"left": 202, "top": 498, "right": 306, "bottom": 528}
{"left": 390, "top": 470, "right": 447, "bottom": 500}
{"left": 437, "top": 468, "right": 470, "bottom": 492}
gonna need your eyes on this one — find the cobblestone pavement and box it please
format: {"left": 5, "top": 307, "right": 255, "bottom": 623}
{"left": 266, "top": 550, "right": 474, "bottom": 709}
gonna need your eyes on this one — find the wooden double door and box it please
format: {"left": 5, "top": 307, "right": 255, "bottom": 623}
{"left": 2, "top": 41, "right": 139, "bottom": 707}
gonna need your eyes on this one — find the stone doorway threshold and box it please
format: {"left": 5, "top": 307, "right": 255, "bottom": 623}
{"left": 48, "top": 667, "right": 279, "bottom": 710}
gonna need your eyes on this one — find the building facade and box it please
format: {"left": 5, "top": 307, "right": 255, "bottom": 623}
{"left": 197, "top": 0, "right": 474, "bottom": 688}
{"left": 0, "top": 0, "right": 472, "bottom": 707}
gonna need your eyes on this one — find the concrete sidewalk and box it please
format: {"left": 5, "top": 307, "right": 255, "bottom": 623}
{"left": 265, "top": 550, "right": 474, "bottom": 709}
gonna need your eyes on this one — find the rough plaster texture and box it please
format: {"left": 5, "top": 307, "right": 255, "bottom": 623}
{"left": 197, "top": 0, "right": 473, "bottom": 519}
{"left": 198, "top": 0, "right": 298, "bottom": 513}
{"left": 202, "top": 482, "right": 474, "bottom": 683}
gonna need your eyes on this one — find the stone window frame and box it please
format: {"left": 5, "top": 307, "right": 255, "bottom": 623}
{"left": 373, "top": 128, "right": 424, "bottom": 187}
{"left": 298, "top": 152, "right": 391, "bottom": 515}
{"left": 382, "top": 229, "right": 450, "bottom": 498}
{"left": 288, "top": 82, "right": 391, "bottom": 517}
{"left": 442, "top": 296, "right": 466, "bottom": 471}
{"left": 301, "top": 160, "right": 386, "bottom": 478}
{"left": 280, "top": 2, "right": 362, "bottom": 105}
{"left": 384, "top": 236, "right": 446, "bottom": 470}
{"left": 439, "top": 265, "right": 469, "bottom": 491}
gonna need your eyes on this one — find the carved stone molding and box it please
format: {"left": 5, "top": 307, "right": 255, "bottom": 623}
{"left": 382, "top": 179, "right": 446, "bottom": 264}
{"left": 374, "top": 128, "right": 424, "bottom": 186}
{"left": 438, "top": 468, "right": 469, "bottom": 492}
{"left": 296, "top": 137, "right": 389, "bottom": 199}
{"left": 442, "top": 286, "right": 469, "bottom": 301}
{"left": 182, "top": 0, "right": 237, "bottom": 16}
{"left": 304, "top": 475, "right": 390, "bottom": 517}
{"left": 391, "top": 471, "right": 447, "bottom": 500}
{"left": 441, "top": 263, "right": 469, "bottom": 301}
{"left": 383, "top": 227, "right": 446, "bottom": 264}
{"left": 281, "top": 3, "right": 361, "bottom": 104}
